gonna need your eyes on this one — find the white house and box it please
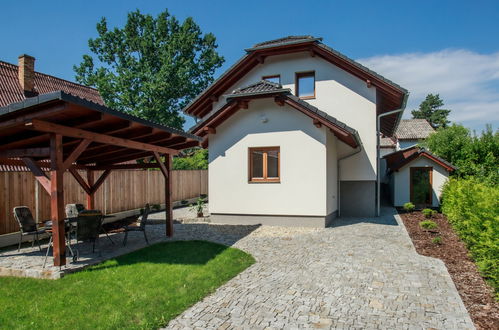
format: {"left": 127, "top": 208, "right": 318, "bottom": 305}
{"left": 184, "top": 36, "right": 410, "bottom": 227}
{"left": 383, "top": 146, "right": 456, "bottom": 208}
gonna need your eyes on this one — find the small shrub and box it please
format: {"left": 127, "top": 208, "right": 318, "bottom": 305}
{"left": 403, "top": 202, "right": 415, "bottom": 212}
{"left": 190, "top": 198, "right": 206, "bottom": 217}
{"left": 432, "top": 236, "right": 442, "bottom": 245}
{"left": 422, "top": 208, "right": 437, "bottom": 218}
{"left": 180, "top": 200, "right": 188, "bottom": 205}
{"left": 420, "top": 220, "right": 438, "bottom": 230}
{"left": 200, "top": 194, "right": 208, "bottom": 199}
{"left": 152, "top": 204, "right": 161, "bottom": 211}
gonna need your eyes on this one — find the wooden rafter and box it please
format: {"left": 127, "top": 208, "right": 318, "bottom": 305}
{"left": 25, "top": 119, "right": 179, "bottom": 155}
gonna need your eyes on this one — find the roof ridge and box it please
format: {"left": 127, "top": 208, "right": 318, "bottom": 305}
{"left": 0, "top": 59, "right": 99, "bottom": 92}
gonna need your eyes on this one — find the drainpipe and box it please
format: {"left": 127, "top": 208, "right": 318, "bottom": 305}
{"left": 337, "top": 145, "right": 362, "bottom": 217}
{"left": 376, "top": 93, "right": 408, "bottom": 216}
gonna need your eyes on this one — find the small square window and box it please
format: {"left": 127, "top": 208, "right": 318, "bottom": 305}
{"left": 262, "top": 75, "right": 281, "bottom": 84}
{"left": 295, "top": 71, "right": 315, "bottom": 99}
{"left": 249, "top": 147, "right": 280, "bottom": 183}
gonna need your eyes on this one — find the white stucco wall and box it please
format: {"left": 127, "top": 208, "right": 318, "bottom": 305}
{"left": 392, "top": 157, "right": 450, "bottom": 207}
{"left": 208, "top": 98, "right": 329, "bottom": 216}
{"left": 204, "top": 52, "right": 377, "bottom": 182}
{"left": 326, "top": 131, "right": 338, "bottom": 215}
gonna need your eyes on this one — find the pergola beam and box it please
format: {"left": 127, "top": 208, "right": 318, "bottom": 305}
{"left": 63, "top": 139, "right": 91, "bottom": 170}
{"left": 25, "top": 119, "right": 179, "bottom": 155}
{"left": 21, "top": 157, "right": 51, "bottom": 193}
{"left": 49, "top": 134, "right": 66, "bottom": 266}
{"left": 0, "top": 147, "right": 50, "bottom": 158}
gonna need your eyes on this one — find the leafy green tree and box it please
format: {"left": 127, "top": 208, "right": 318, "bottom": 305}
{"left": 411, "top": 94, "right": 451, "bottom": 129}
{"left": 74, "top": 9, "right": 224, "bottom": 128}
{"left": 422, "top": 124, "right": 499, "bottom": 183}
{"left": 173, "top": 148, "right": 208, "bottom": 170}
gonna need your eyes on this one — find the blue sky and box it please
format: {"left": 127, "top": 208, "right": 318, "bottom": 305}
{"left": 1, "top": 0, "right": 498, "bottom": 131}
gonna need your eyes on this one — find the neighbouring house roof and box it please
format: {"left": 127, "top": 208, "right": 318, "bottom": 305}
{"left": 183, "top": 35, "right": 408, "bottom": 137}
{"left": 189, "top": 80, "right": 361, "bottom": 149}
{"left": 380, "top": 136, "right": 396, "bottom": 148}
{"left": 383, "top": 146, "right": 456, "bottom": 172}
{"left": 0, "top": 60, "right": 104, "bottom": 107}
{"left": 395, "top": 119, "right": 435, "bottom": 140}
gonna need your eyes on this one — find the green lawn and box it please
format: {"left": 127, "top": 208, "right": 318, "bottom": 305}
{"left": 0, "top": 240, "right": 255, "bottom": 329}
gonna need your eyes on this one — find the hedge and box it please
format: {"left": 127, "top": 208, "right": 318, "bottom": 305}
{"left": 441, "top": 177, "right": 499, "bottom": 297}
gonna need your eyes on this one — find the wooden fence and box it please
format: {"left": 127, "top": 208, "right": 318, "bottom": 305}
{"left": 0, "top": 170, "right": 208, "bottom": 235}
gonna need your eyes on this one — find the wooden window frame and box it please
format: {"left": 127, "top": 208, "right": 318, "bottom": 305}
{"left": 410, "top": 167, "right": 433, "bottom": 206}
{"left": 262, "top": 75, "right": 281, "bottom": 84}
{"left": 248, "top": 147, "right": 280, "bottom": 183}
{"left": 295, "top": 71, "right": 315, "bottom": 99}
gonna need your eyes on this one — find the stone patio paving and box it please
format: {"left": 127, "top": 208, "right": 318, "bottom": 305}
{"left": 164, "top": 206, "right": 474, "bottom": 329}
{"left": 0, "top": 205, "right": 474, "bottom": 329}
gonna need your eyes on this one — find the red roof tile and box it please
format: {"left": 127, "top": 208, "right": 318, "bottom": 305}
{"left": 0, "top": 60, "right": 103, "bottom": 107}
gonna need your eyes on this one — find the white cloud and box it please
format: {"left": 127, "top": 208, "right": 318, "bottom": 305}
{"left": 358, "top": 49, "right": 499, "bottom": 131}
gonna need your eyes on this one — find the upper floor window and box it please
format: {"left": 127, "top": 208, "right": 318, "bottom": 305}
{"left": 262, "top": 75, "right": 281, "bottom": 84}
{"left": 295, "top": 71, "right": 315, "bottom": 99}
{"left": 248, "top": 147, "right": 280, "bottom": 183}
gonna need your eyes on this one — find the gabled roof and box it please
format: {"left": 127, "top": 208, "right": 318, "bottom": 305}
{"left": 383, "top": 146, "right": 456, "bottom": 172}
{"left": 190, "top": 81, "right": 361, "bottom": 148}
{"left": 183, "top": 35, "right": 408, "bottom": 136}
{"left": 0, "top": 60, "right": 104, "bottom": 107}
{"left": 395, "top": 119, "right": 435, "bottom": 140}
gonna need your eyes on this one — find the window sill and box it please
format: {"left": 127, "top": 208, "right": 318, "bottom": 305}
{"left": 299, "top": 95, "right": 315, "bottom": 100}
{"left": 248, "top": 180, "right": 281, "bottom": 184}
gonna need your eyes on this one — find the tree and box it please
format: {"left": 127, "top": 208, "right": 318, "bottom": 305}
{"left": 173, "top": 148, "right": 208, "bottom": 170}
{"left": 422, "top": 124, "right": 499, "bottom": 183}
{"left": 74, "top": 10, "right": 224, "bottom": 128}
{"left": 411, "top": 94, "right": 451, "bottom": 129}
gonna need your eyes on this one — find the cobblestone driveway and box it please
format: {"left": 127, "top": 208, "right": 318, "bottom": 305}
{"left": 164, "top": 206, "right": 473, "bottom": 329}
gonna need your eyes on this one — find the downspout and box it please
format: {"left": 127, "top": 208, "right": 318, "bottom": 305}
{"left": 376, "top": 93, "right": 408, "bottom": 216}
{"left": 337, "top": 141, "right": 362, "bottom": 217}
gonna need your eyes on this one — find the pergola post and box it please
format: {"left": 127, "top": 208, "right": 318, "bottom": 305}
{"left": 86, "top": 170, "right": 95, "bottom": 209}
{"left": 165, "top": 154, "right": 173, "bottom": 237}
{"left": 50, "top": 134, "right": 66, "bottom": 266}
{"left": 152, "top": 152, "right": 173, "bottom": 237}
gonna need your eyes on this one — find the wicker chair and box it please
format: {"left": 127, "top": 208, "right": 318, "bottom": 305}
{"left": 13, "top": 206, "right": 46, "bottom": 252}
{"left": 123, "top": 204, "right": 150, "bottom": 246}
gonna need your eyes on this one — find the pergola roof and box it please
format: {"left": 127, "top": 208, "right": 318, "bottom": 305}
{"left": 0, "top": 91, "right": 201, "bottom": 167}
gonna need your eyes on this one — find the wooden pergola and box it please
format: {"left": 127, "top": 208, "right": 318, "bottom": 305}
{"left": 0, "top": 91, "right": 202, "bottom": 266}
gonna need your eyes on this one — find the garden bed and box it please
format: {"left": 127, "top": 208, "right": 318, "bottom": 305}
{"left": 399, "top": 210, "right": 499, "bottom": 329}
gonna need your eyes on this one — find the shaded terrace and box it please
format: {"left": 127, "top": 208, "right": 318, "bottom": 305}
{"left": 0, "top": 91, "right": 202, "bottom": 266}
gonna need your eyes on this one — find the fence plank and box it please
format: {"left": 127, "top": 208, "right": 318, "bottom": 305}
{"left": 0, "top": 169, "right": 207, "bottom": 235}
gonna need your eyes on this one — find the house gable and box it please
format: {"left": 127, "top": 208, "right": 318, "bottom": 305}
{"left": 184, "top": 36, "right": 408, "bottom": 137}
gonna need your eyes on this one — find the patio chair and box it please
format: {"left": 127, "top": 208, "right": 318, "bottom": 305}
{"left": 123, "top": 204, "right": 150, "bottom": 246}
{"left": 65, "top": 203, "right": 85, "bottom": 219}
{"left": 13, "top": 206, "right": 46, "bottom": 252}
{"left": 74, "top": 210, "right": 104, "bottom": 255}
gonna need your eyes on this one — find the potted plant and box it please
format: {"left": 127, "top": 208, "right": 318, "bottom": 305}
{"left": 190, "top": 198, "right": 206, "bottom": 218}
